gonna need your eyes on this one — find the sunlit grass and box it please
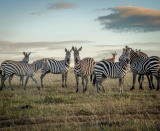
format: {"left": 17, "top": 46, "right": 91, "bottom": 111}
{"left": 0, "top": 70, "right": 160, "bottom": 130}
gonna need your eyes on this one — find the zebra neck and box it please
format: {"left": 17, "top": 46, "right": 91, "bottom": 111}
{"left": 74, "top": 58, "right": 81, "bottom": 67}
{"left": 65, "top": 60, "right": 70, "bottom": 67}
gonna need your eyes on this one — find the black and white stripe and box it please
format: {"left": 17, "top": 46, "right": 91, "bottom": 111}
{"left": 93, "top": 47, "right": 130, "bottom": 93}
{"left": 40, "top": 48, "right": 72, "bottom": 88}
{"left": 0, "top": 52, "right": 31, "bottom": 86}
{"left": 0, "top": 59, "right": 43, "bottom": 90}
{"left": 131, "top": 50, "right": 160, "bottom": 90}
{"left": 127, "top": 47, "right": 155, "bottom": 90}
{"left": 72, "top": 46, "right": 96, "bottom": 93}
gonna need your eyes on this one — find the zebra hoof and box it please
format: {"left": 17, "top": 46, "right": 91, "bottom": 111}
{"left": 83, "top": 90, "right": 86, "bottom": 93}
{"left": 156, "top": 88, "right": 159, "bottom": 91}
{"left": 62, "top": 85, "right": 65, "bottom": 88}
{"left": 76, "top": 89, "right": 79, "bottom": 93}
{"left": 152, "top": 86, "right": 155, "bottom": 89}
{"left": 130, "top": 87, "right": 134, "bottom": 91}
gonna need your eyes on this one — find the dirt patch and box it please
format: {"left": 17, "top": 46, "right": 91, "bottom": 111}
{"left": 75, "top": 109, "right": 93, "bottom": 116}
{"left": 44, "top": 96, "right": 63, "bottom": 104}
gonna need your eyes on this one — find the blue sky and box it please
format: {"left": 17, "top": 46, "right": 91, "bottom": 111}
{"left": 0, "top": 0, "right": 160, "bottom": 45}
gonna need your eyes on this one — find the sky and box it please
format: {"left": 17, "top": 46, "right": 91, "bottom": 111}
{"left": 0, "top": 0, "right": 160, "bottom": 61}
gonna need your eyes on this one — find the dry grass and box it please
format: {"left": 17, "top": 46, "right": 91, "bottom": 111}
{"left": 0, "top": 70, "right": 160, "bottom": 131}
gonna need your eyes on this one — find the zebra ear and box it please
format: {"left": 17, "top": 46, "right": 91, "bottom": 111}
{"left": 78, "top": 46, "right": 82, "bottom": 51}
{"left": 65, "top": 48, "right": 67, "bottom": 52}
{"left": 72, "top": 46, "right": 75, "bottom": 51}
{"left": 28, "top": 52, "right": 31, "bottom": 56}
{"left": 23, "top": 52, "right": 26, "bottom": 56}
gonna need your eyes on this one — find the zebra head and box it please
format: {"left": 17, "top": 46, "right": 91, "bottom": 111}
{"left": 65, "top": 48, "right": 72, "bottom": 64}
{"left": 135, "top": 49, "right": 148, "bottom": 60}
{"left": 119, "top": 47, "right": 131, "bottom": 64}
{"left": 125, "top": 46, "right": 148, "bottom": 63}
{"left": 72, "top": 46, "right": 82, "bottom": 64}
{"left": 22, "top": 52, "right": 31, "bottom": 63}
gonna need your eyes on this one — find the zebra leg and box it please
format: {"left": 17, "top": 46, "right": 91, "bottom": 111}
{"left": 40, "top": 72, "right": 47, "bottom": 88}
{"left": 99, "top": 81, "right": 105, "bottom": 93}
{"left": 24, "top": 76, "right": 29, "bottom": 90}
{"left": 150, "top": 74, "right": 155, "bottom": 89}
{"left": 130, "top": 73, "right": 137, "bottom": 90}
{"left": 84, "top": 77, "right": 88, "bottom": 93}
{"left": 119, "top": 78, "right": 124, "bottom": 94}
{"left": 155, "top": 76, "right": 159, "bottom": 91}
{"left": 75, "top": 74, "right": 79, "bottom": 93}
{"left": 0, "top": 75, "right": 8, "bottom": 90}
{"left": 138, "top": 75, "right": 144, "bottom": 90}
{"left": 146, "top": 74, "right": 153, "bottom": 90}
{"left": 64, "top": 72, "right": 68, "bottom": 88}
{"left": 95, "top": 81, "right": 100, "bottom": 93}
{"left": 82, "top": 77, "right": 85, "bottom": 93}
{"left": 20, "top": 76, "right": 24, "bottom": 86}
{"left": 62, "top": 74, "right": 65, "bottom": 88}
{"left": 9, "top": 75, "right": 14, "bottom": 91}
{"left": 31, "top": 76, "right": 40, "bottom": 90}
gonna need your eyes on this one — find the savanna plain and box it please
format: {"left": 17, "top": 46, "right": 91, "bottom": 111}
{"left": 0, "top": 69, "right": 160, "bottom": 131}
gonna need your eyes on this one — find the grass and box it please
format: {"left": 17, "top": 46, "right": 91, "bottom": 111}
{"left": 0, "top": 70, "right": 160, "bottom": 131}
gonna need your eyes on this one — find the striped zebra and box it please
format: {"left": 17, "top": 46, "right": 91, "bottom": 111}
{"left": 40, "top": 48, "right": 72, "bottom": 88}
{"left": 0, "top": 52, "right": 31, "bottom": 86}
{"left": 131, "top": 50, "right": 160, "bottom": 90}
{"left": 0, "top": 59, "right": 43, "bottom": 90}
{"left": 93, "top": 47, "right": 130, "bottom": 93}
{"left": 126, "top": 46, "right": 155, "bottom": 90}
{"left": 72, "top": 46, "right": 95, "bottom": 93}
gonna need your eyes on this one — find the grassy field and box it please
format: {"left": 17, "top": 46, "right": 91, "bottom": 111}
{"left": 0, "top": 69, "right": 160, "bottom": 131}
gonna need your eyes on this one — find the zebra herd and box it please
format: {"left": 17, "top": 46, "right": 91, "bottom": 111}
{"left": 0, "top": 46, "right": 159, "bottom": 93}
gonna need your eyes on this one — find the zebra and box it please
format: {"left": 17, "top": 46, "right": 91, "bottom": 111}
{"left": 40, "top": 48, "right": 72, "bottom": 88}
{"left": 0, "top": 59, "right": 43, "bottom": 90}
{"left": 132, "top": 50, "right": 160, "bottom": 90}
{"left": 93, "top": 47, "right": 130, "bottom": 93}
{"left": 72, "top": 46, "right": 95, "bottom": 93}
{"left": 0, "top": 52, "right": 31, "bottom": 86}
{"left": 125, "top": 46, "right": 155, "bottom": 90}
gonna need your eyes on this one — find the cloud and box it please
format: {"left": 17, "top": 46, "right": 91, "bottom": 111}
{"left": 31, "top": 2, "right": 77, "bottom": 15}
{"left": 0, "top": 40, "right": 90, "bottom": 61}
{"left": 97, "top": 6, "right": 160, "bottom": 32}
{"left": 47, "top": 2, "right": 77, "bottom": 10}
{"left": 30, "top": 10, "right": 46, "bottom": 15}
